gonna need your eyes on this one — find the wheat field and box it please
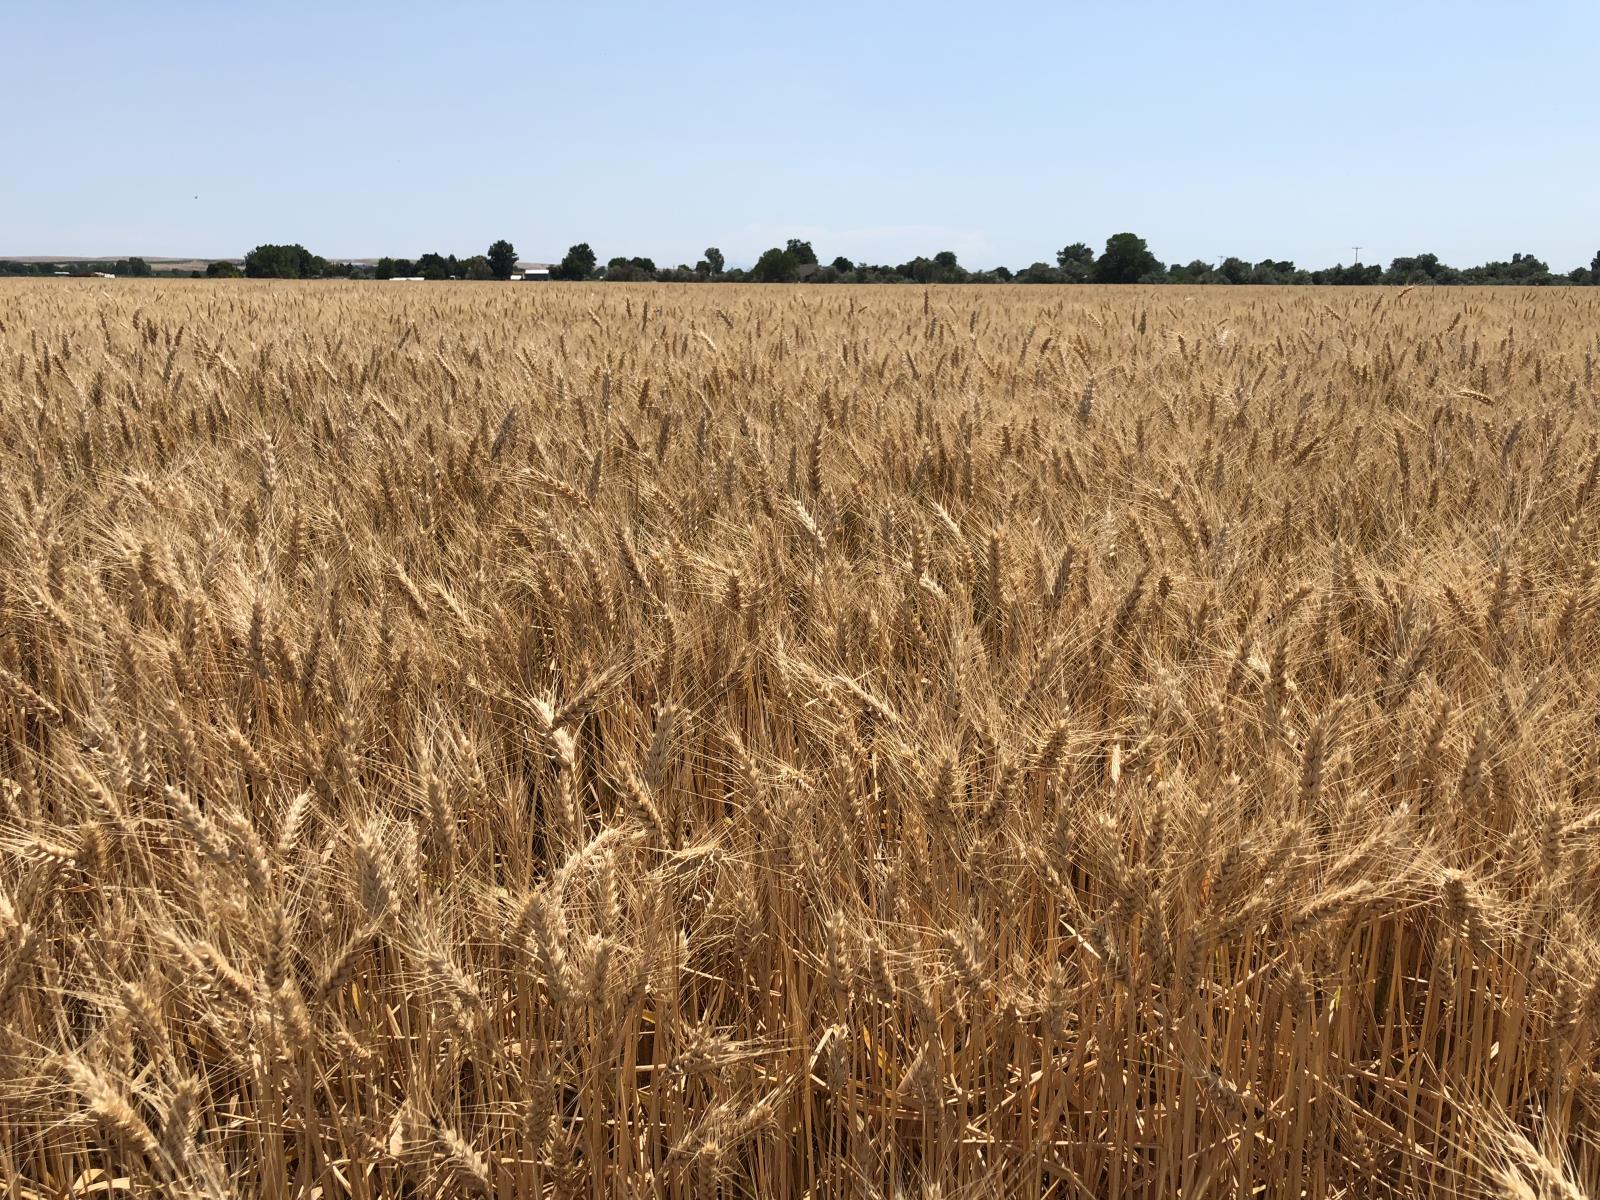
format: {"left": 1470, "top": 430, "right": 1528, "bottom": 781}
{"left": 1, "top": 280, "right": 1597, "bottom": 1198}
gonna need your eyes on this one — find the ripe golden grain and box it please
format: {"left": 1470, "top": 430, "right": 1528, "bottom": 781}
{"left": 0, "top": 279, "right": 1597, "bottom": 1197}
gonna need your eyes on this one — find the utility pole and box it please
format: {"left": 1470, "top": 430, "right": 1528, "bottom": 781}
{"left": 1353, "top": 246, "right": 1363, "bottom": 264}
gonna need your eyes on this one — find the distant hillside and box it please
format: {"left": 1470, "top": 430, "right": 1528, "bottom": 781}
{"left": 2, "top": 256, "right": 550, "bottom": 272}
{"left": 1, "top": 256, "right": 241, "bottom": 265}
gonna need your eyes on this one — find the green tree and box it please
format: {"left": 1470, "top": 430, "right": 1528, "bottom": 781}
{"left": 126, "top": 257, "right": 153, "bottom": 277}
{"left": 1056, "top": 242, "right": 1094, "bottom": 283}
{"left": 1218, "top": 256, "right": 1251, "bottom": 284}
{"left": 486, "top": 240, "right": 518, "bottom": 280}
{"left": 602, "top": 256, "right": 658, "bottom": 282}
{"left": 244, "top": 244, "right": 324, "bottom": 278}
{"left": 703, "top": 247, "right": 725, "bottom": 274}
{"left": 1310, "top": 262, "right": 1382, "bottom": 285}
{"left": 752, "top": 247, "right": 799, "bottom": 282}
{"left": 556, "top": 243, "right": 596, "bottom": 280}
{"left": 462, "top": 256, "right": 494, "bottom": 280}
{"left": 1093, "top": 233, "right": 1161, "bottom": 284}
{"left": 375, "top": 257, "right": 396, "bottom": 279}
{"left": 1015, "top": 262, "right": 1065, "bottom": 284}
{"left": 1167, "top": 260, "right": 1217, "bottom": 283}
{"left": 1249, "top": 260, "right": 1301, "bottom": 284}
{"left": 1386, "top": 253, "right": 1455, "bottom": 285}
{"left": 831, "top": 256, "right": 854, "bottom": 273}
{"left": 417, "top": 252, "right": 450, "bottom": 280}
{"left": 786, "top": 239, "right": 817, "bottom": 266}
{"left": 925, "top": 251, "right": 966, "bottom": 283}
{"left": 1461, "top": 252, "right": 1551, "bottom": 285}
{"left": 205, "top": 261, "right": 242, "bottom": 278}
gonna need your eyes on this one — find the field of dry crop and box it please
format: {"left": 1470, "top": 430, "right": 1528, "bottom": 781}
{"left": 1, "top": 279, "right": 1598, "bottom": 1198}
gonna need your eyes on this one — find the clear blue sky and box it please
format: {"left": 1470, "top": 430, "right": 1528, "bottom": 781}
{"left": 3, "top": 0, "right": 1596, "bottom": 271}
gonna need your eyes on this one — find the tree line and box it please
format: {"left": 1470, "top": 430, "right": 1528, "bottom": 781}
{"left": 663, "top": 236, "right": 1600, "bottom": 286}
{"left": 9, "top": 235, "right": 1599, "bottom": 284}
{"left": 239, "top": 234, "right": 1600, "bottom": 286}
{"left": 0, "top": 258, "right": 156, "bottom": 277}
{"left": 233, "top": 241, "right": 521, "bottom": 280}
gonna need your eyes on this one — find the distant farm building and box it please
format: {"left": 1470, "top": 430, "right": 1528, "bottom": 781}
{"left": 511, "top": 264, "right": 552, "bottom": 281}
